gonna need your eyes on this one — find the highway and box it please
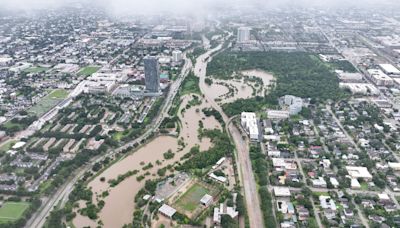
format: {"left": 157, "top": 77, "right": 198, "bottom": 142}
{"left": 194, "top": 36, "right": 264, "bottom": 228}
{"left": 25, "top": 54, "right": 193, "bottom": 228}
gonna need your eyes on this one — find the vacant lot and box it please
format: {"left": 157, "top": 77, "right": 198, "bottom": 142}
{"left": 29, "top": 89, "right": 68, "bottom": 116}
{"left": 0, "top": 202, "right": 30, "bottom": 223}
{"left": 175, "top": 183, "right": 209, "bottom": 211}
{"left": 78, "top": 66, "right": 100, "bottom": 76}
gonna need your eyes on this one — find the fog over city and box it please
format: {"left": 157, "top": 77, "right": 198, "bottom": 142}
{"left": 2, "top": 0, "right": 400, "bottom": 14}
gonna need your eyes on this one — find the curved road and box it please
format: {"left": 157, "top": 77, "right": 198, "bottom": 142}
{"left": 194, "top": 37, "right": 264, "bottom": 228}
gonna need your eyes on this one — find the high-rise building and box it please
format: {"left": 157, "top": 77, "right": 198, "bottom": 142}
{"left": 144, "top": 56, "right": 160, "bottom": 93}
{"left": 237, "top": 27, "right": 251, "bottom": 43}
{"left": 172, "top": 50, "right": 183, "bottom": 62}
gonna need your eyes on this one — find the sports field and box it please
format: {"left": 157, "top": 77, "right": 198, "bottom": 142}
{"left": 29, "top": 89, "right": 69, "bottom": 116}
{"left": 175, "top": 183, "right": 209, "bottom": 211}
{"left": 0, "top": 202, "right": 30, "bottom": 223}
{"left": 78, "top": 66, "right": 100, "bottom": 76}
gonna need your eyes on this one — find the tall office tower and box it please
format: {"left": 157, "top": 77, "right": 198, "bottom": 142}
{"left": 144, "top": 56, "right": 160, "bottom": 93}
{"left": 237, "top": 27, "right": 251, "bottom": 43}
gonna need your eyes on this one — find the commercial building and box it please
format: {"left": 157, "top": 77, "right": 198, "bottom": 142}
{"left": 339, "top": 83, "right": 380, "bottom": 95}
{"left": 336, "top": 71, "right": 364, "bottom": 82}
{"left": 379, "top": 64, "right": 400, "bottom": 75}
{"left": 172, "top": 50, "right": 183, "bottom": 62}
{"left": 346, "top": 166, "right": 373, "bottom": 180}
{"left": 241, "top": 112, "right": 259, "bottom": 141}
{"left": 144, "top": 56, "right": 160, "bottom": 93}
{"left": 112, "top": 84, "right": 144, "bottom": 98}
{"left": 367, "top": 69, "right": 394, "bottom": 86}
{"left": 267, "top": 110, "right": 290, "bottom": 119}
{"left": 237, "top": 27, "right": 251, "bottom": 43}
{"left": 388, "top": 162, "right": 400, "bottom": 171}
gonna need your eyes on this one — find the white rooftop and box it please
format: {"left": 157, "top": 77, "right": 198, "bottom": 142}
{"left": 273, "top": 187, "right": 291, "bottom": 197}
{"left": 379, "top": 64, "right": 400, "bottom": 74}
{"left": 346, "top": 166, "right": 372, "bottom": 179}
{"left": 200, "top": 194, "right": 213, "bottom": 204}
{"left": 158, "top": 204, "right": 176, "bottom": 217}
{"left": 12, "top": 142, "right": 26, "bottom": 149}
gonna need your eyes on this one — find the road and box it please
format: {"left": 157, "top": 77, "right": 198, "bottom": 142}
{"left": 292, "top": 150, "right": 324, "bottom": 228}
{"left": 25, "top": 54, "right": 193, "bottom": 228}
{"left": 194, "top": 37, "right": 264, "bottom": 228}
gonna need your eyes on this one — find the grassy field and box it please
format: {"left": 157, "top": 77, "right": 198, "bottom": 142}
{"left": 175, "top": 183, "right": 209, "bottom": 211}
{"left": 0, "top": 202, "right": 30, "bottom": 223}
{"left": 0, "top": 140, "right": 15, "bottom": 153}
{"left": 78, "top": 66, "right": 100, "bottom": 76}
{"left": 1, "top": 121, "right": 25, "bottom": 132}
{"left": 23, "top": 67, "right": 48, "bottom": 74}
{"left": 112, "top": 131, "right": 125, "bottom": 142}
{"left": 181, "top": 71, "right": 201, "bottom": 95}
{"left": 48, "top": 89, "right": 69, "bottom": 99}
{"left": 29, "top": 89, "right": 69, "bottom": 116}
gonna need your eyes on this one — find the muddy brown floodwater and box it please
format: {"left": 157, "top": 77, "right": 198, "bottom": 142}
{"left": 205, "top": 69, "right": 275, "bottom": 104}
{"left": 73, "top": 95, "right": 221, "bottom": 228}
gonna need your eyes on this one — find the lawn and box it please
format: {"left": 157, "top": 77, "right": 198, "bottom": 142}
{"left": 78, "top": 66, "right": 100, "bottom": 76}
{"left": 175, "top": 183, "right": 209, "bottom": 211}
{"left": 29, "top": 89, "right": 68, "bottom": 116}
{"left": 0, "top": 202, "right": 30, "bottom": 223}
{"left": 112, "top": 131, "right": 125, "bottom": 142}
{"left": 23, "top": 67, "right": 48, "bottom": 74}
{"left": 360, "top": 182, "right": 369, "bottom": 191}
{"left": 0, "top": 140, "right": 15, "bottom": 153}
{"left": 181, "top": 71, "right": 201, "bottom": 95}
{"left": 48, "top": 89, "right": 69, "bottom": 99}
{"left": 1, "top": 121, "right": 25, "bottom": 132}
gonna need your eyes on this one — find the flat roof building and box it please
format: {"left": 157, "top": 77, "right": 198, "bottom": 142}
{"left": 367, "top": 69, "right": 394, "bottom": 86}
{"left": 339, "top": 83, "right": 380, "bottom": 95}
{"left": 267, "top": 110, "right": 290, "bottom": 120}
{"left": 158, "top": 204, "right": 176, "bottom": 218}
{"left": 346, "top": 166, "right": 373, "bottom": 180}
{"left": 241, "top": 112, "right": 259, "bottom": 141}
{"left": 379, "top": 64, "right": 400, "bottom": 75}
{"left": 273, "top": 187, "right": 291, "bottom": 197}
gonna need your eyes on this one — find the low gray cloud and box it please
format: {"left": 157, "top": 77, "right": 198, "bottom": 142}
{"left": 1, "top": 0, "right": 399, "bottom": 14}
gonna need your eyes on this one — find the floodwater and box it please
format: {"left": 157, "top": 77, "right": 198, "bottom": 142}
{"left": 205, "top": 69, "right": 274, "bottom": 104}
{"left": 73, "top": 95, "right": 221, "bottom": 228}
{"left": 241, "top": 69, "right": 275, "bottom": 95}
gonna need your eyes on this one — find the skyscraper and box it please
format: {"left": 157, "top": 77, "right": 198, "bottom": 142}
{"left": 144, "top": 56, "right": 160, "bottom": 93}
{"left": 237, "top": 27, "right": 251, "bottom": 43}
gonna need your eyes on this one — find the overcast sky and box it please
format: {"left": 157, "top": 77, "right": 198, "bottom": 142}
{"left": 1, "top": 0, "right": 399, "bottom": 14}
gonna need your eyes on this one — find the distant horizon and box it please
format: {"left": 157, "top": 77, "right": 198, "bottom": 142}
{"left": 1, "top": 0, "right": 400, "bottom": 16}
